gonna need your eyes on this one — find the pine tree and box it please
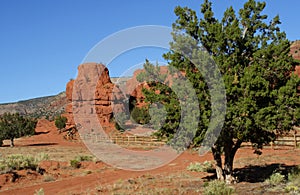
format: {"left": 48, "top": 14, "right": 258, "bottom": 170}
{"left": 138, "top": 0, "right": 300, "bottom": 183}
{"left": 0, "top": 113, "right": 37, "bottom": 147}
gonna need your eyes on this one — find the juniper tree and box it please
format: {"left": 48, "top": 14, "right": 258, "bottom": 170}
{"left": 0, "top": 112, "right": 37, "bottom": 147}
{"left": 138, "top": 0, "right": 300, "bottom": 183}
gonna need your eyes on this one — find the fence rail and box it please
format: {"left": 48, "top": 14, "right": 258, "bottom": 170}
{"left": 81, "top": 133, "right": 166, "bottom": 148}
{"left": 242, "top": 131, "right": 300, "bottom": 149}
{"left": 81, "top": 131, "right": 300, "bottom": 149}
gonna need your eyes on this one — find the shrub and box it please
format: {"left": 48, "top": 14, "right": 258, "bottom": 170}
{"left": 34, "top": 188, "right": 44, "bottom": 195}
{"left": 0, "top": 154, "right": 39, "bottom": 171}
{"left": 75, "top": 155, "right": 93, "bottom": 162}
{"left": 0, "top": 153, "right": 49, "bottom": 173}
{"left": 203, "top": 180, "right": 234, "bottom": 195}
{"left": 43, "top": 174, "right": 55, "bottom": 182}
{"left": 70, "top": 159, "right": 81, "bottom": 169}
{"left": 265, "top": 172, "right": 285, "bottom": 186}
{"left": 187, "top": 161, "right": 214, "bottom": 172}
{"left": 54, "top": 115, "right": 67, "bottom": 130}
{"left": 130, "top": 107, "right": 150, "bottom": 125}
{"left": 285, "top": 165, "right": 300, "bottom": 193}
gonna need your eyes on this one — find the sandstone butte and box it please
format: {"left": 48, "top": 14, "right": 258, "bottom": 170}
{"left": 63, "top": 63, "right": 125, "bottom": 131}
{"left": 63, "top": 41, "right": 300, "bottom": 130}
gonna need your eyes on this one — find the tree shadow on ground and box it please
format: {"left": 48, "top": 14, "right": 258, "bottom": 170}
{"left": 35, "top": 131, "right": 50, "bottom": 135}
{"left": 234, "top": 163, "right": 297, "bottom": 183}
{"left": 25, "top": 143, "right": 58, "bottom": 146}
{"left": 202, "top": 163, "right": 298, "bottom": 183}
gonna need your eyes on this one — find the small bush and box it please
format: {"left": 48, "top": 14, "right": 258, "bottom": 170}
{"left": 75, "top": 155, "right": 93, "bottom": 162}
{"left": 265, "top": 172, "right": 285, "bottom": 186}
{"left": 55, "top": 115, "right": 67, "bottom": 130}
{"left": 203, "top": 180, "right": 234, "bottom": 195}
{"left": 0, "top": 153, "right": 49, "bottom": 172}
{"left": 285, "top": 165, "right": 300, "bottom": 193}
{"left": 43, "top": 174, "right": 55, "bottom": 182}
{"left": 70, "top": 159, "right": 81, "bottom": 169}
{"left": 130, "top": 107, "right": 150, "bottom": 125}
{"left": 34, "top": 188, "right": 44, "bottom": 195}
{"left": 187, "top": 161, "right": 214, "bottom": 172}
{"left": 36, "top": 153, "right": 50, "bottom": 162}
{"left": 0, "top": 154, "right": 38, "bottom": 171}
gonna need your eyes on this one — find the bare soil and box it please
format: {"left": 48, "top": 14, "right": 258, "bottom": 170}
{"left": 0, "top": 119, "right": 299, "bottom": 194}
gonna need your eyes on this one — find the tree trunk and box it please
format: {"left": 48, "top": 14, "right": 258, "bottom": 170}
{"left": 224, "top": 154, "right": 234, "bottom": 183}
{"left": 212, "top": 145, "right": 224, "bottom": 180}
{"left": 10, "top": 138, "right": 14, "bottom": 147}
{"left": 223, "top": 139, "right": 242, "bottom": 184}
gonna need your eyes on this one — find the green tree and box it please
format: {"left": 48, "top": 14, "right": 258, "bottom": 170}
{"left": 0, "top": 112, "right": 37, "bottom": 147}
{"left": 55, "top": 115, "right": 67, "bottom": 130}
{"left": 138, "top": 0, "right": 300, "bottom": 183}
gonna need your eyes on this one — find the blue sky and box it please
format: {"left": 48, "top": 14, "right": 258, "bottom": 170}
{"left": 0, "top": 0, "right": 299, "bottom": 103}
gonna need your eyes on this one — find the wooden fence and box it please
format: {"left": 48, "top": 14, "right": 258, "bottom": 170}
{"left": 272, "top": 133, "right": 300, "bottom": 148}
{"left": 81, "top": 133, "right": 166, "bottom": 148}
{"left": 81, "top": 131, "right": 300, "bottom": 149}
{"left": 241, "top": 131, "right": 300, "bottom": 149}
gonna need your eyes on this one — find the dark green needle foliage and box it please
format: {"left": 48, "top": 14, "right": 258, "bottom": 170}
{"left": 0, "top": 112, "right": 37, "bottom": 147}
{"left": 138, "top": 0, "right": 300, "bottom": 182}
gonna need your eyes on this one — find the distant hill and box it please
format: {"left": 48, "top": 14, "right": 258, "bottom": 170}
{"left": 0, "top": 92, "right": 67, "bottom": 119}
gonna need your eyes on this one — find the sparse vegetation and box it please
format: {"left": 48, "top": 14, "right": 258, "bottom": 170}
{"left": 285, "top": 165, "right": 300, "bottom": 193}
{"left": 203, "top": 180, "right": 235, "bottom": 195}
{"left": 34, "top": 188, "right": 44, "bottom": 195}
{"left": 0, "top": 153, "right": 49, "bottom": 172}
{"left": 265, "top": 172, "right": 285, "bottom": 186}
{"left": 43, "top": 174, "right": 55, "bottom": 182}
{"left": 75, "top": 155, "right": 94, "bottom": 162}
{"left": 187, "top": 161, "right": 214, "bottom": 172}
{"left": 70, "top": 159, "right": 81, "bottom": 169}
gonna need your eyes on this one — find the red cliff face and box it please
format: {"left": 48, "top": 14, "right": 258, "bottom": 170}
{"left": 291, "top": 40, "right": 300, "bottom": 61}
{"left": 291, "top": 41, "right": 300, "bottom": 77}
{"left": 64, "top": 63, "right": 124, "bottom": 128}
{"left": 125, "top": 66, "right": 170, "bottom": 108}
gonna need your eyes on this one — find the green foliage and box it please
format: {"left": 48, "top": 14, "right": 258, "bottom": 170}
{"left": 265, "top": 172, "right": 285, "bottom": 186}
{"left": 70, "top": 159, "right": 81, "bottom": 169}
{"left": 187, "top": 161, "right": 214, "bottom": 172}
{"left": 54, "top": 115, "right": 67, "bottom": 130}
{"left": 285, "top": 165, "right": 300, "bottom": 193}
{"left": 138, "top": 0, "right": 300, "bottom": 180}
{"left": 130, "top": 107, "right": 150, "bottom": 125}
{"left": 0, "top": 112, "right": 37, "bottom": 147}
{"left": 0, "top": 153, "right": 49, "bottom": 172}
{"left": 34, "top": 188, "right": 44, "bottom": 195}
{"left": 203, "top": 180, "right": 234, "bottom": 195}
{"left": 75, "top": 155, "right": 94, "bottom": 162}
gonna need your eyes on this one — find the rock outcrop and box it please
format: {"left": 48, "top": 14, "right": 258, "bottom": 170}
{"left": 291, "top": 40, "right": 300, "bottom": 61}
{"left": 125, "top": 66, "right": 169, "bottom": 108}
{"left": 64, "top": 63, "right": 124, "bottom": 129}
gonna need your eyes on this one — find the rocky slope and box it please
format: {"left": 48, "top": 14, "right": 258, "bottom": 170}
{"left": 0, "top": 92, "right": 67, "bottom": 119}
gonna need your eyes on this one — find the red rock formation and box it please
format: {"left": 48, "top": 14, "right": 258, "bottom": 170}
{"left": 291, "top": 40, "right": 300, "bottom": 61}
{"left": 125, "top": 66, "right": 169, "bottom": 107}
{"left": 64, "top": 63, "right": 124, "bottom": 129}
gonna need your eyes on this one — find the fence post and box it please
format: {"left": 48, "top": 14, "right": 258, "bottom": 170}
{"left": 294, "top": 130, "right": 297, "bottom": 149}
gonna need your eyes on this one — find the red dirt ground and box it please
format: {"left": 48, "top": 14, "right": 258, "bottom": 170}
{"left": 0, "top": 119, "right": 299, "bottom": 194}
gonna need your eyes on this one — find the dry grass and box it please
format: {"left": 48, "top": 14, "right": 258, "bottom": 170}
{"left": 91, "top": 172, "right": 204, "bottom": 195}
{"left": 0, "top": 145, "right": 93, "bottom": 162}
